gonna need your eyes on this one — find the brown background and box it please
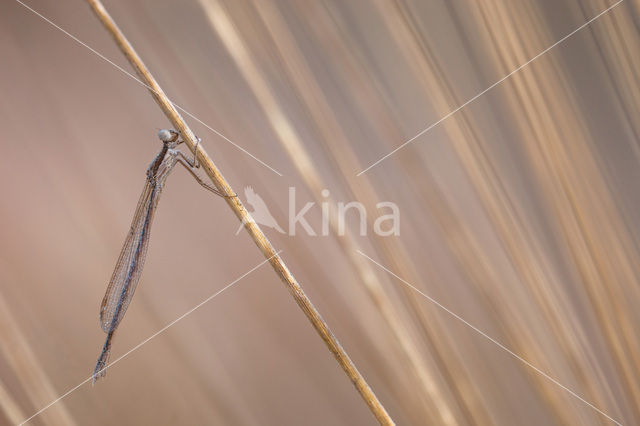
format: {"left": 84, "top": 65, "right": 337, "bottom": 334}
{"left": 1, "top": 0, "right": 639, "bottom": 425}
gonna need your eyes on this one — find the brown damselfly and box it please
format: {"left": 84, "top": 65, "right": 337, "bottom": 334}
{"left": 93, "top": 129, "right": 231, "bottom": 383}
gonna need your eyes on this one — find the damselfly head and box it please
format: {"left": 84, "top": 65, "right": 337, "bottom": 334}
{"left": 158, "top": 129, "right": 179, "bottom": 143}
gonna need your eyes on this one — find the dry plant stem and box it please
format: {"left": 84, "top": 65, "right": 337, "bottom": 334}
{"left": 84, "top": 1, "right": 393, "bottom": 424}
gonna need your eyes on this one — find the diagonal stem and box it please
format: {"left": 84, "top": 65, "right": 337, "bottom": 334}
{"left": 84, "top": 0, "right": 394, "bottom": 424}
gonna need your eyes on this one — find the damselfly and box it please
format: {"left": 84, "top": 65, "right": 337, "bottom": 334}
{"left": 93, "top": 129, "right": 231, "bottom": 382}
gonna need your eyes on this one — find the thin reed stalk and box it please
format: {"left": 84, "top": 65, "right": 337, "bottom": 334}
{"left": 84, "top": 1, "right": 393, "bottom": 424}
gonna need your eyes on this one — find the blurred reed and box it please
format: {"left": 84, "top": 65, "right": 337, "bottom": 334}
{"left": 370, "top": 1, "right": 609, "bottom": 423}
{"left": 580, "top": 0, "right": 640, "bottom": 162}
{"left": 0, "top": 293, "right": 76, "bottom": 425}
{"left": 470, "top": 0, "right": 640, "bottom": 417}
{"left": 196, "top": 0, "right": 467, "bottom": 424}
{"left": 0, "top": 375, "right": 26, "bottom": 425}
{"left": 195, "top": 0, "right": 639, "bottom": 423}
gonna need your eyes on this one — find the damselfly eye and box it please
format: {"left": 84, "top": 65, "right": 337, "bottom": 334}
{"left": 158, "top": 129, "right": 178, "bottom": 142}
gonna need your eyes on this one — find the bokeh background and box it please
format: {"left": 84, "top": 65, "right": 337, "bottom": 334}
{"left": 1, "top": 0, "right": 639, "bottom": 424}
